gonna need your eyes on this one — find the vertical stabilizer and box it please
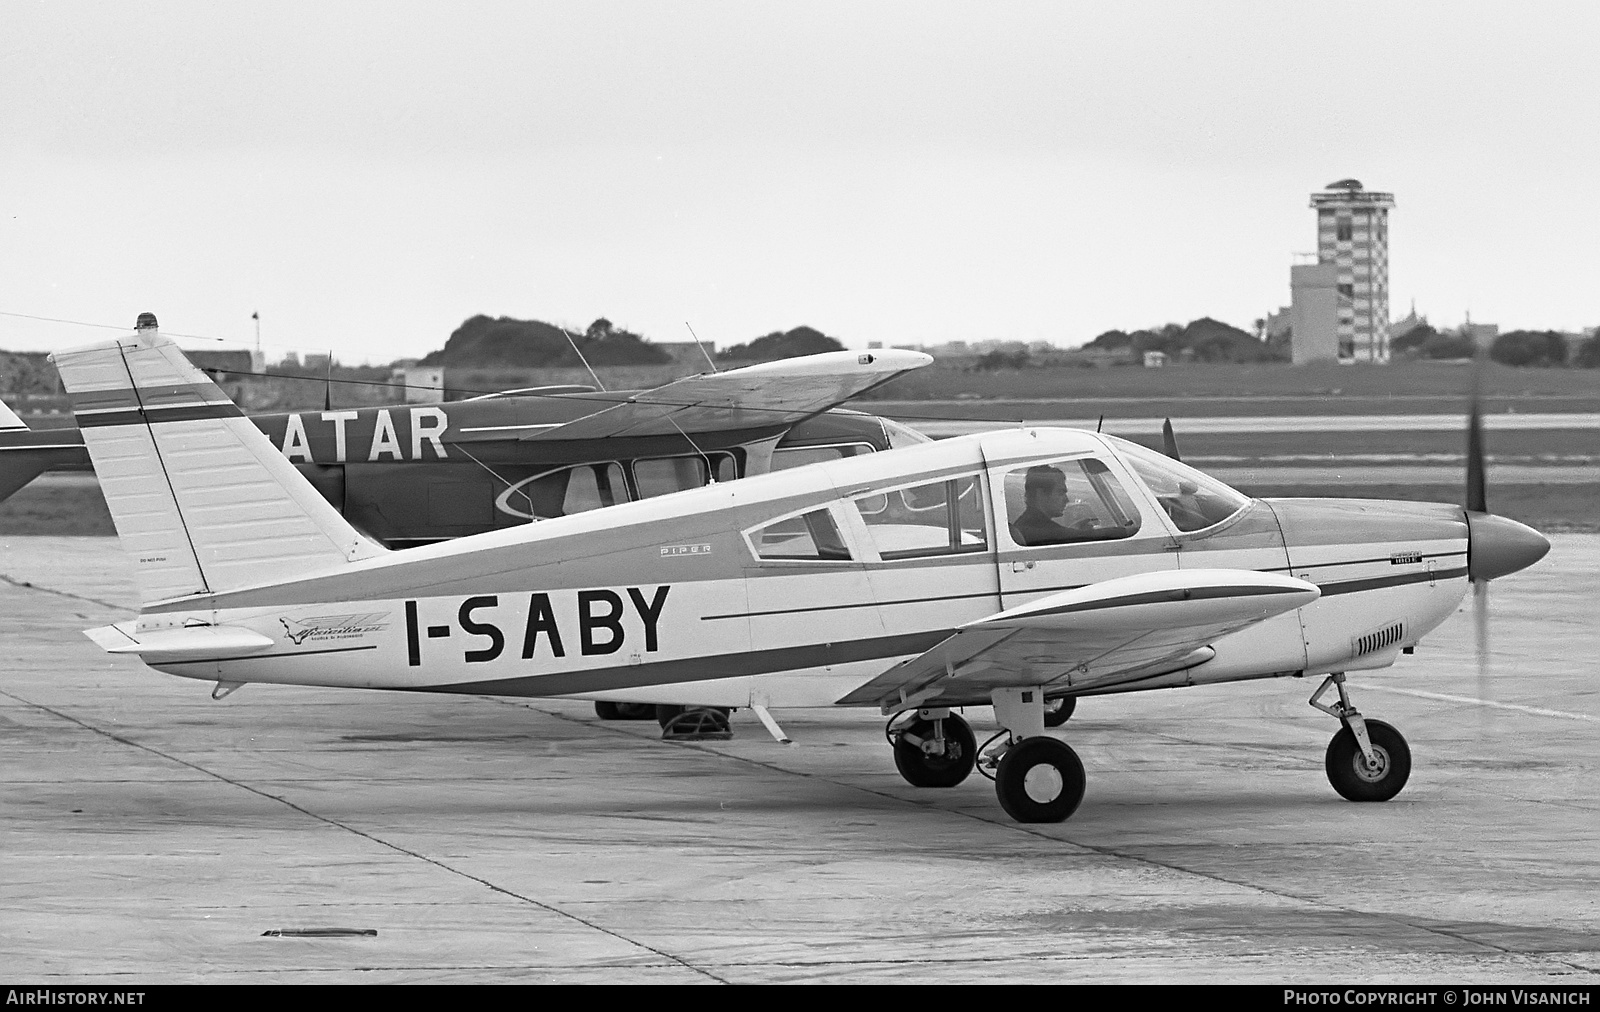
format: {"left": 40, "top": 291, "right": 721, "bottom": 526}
{"left": 50, "top": 317, "right": 384, "bottom": 606}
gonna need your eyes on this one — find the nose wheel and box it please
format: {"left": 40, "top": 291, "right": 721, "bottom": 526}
{"left": 1325, "top": 719, "right": 1411, "bottom": 802}
{"left": 1311, "top": 673, "right": 1412, "bottom": 802}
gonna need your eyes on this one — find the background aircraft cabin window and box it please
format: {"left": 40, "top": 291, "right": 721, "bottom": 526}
{"left": 770, "top": 442, "right": 876, "bottom": 471}
{"left": 1004, "top": 458, "right": 1142, "bottom": 547}
{"left": 880, "top": 418, "right": 933, "bottom": 449}
{"left": 854, "top": 477, "right": 987, "bottom": 560}
{"left": 750, "top": 509, "right": 852, "bottom": 561}
{"left": 1114, "top": 439, "right": 1249, "bottom": 533}
{"left": 560, "top": 462, "right": 631, "bottom": 516}
{"left": 633, "top": 452, "right": 736, "bottom": 499}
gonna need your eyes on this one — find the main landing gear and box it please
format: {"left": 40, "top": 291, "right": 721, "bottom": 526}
{"left": 886, "top": 709, "right": 977, "bottom": 787}
{"left": 1310, "top": 673, "right": 1412, "bottom": 802}
{"left": 886, "top": 687, "right": 1086, "bottom": 823}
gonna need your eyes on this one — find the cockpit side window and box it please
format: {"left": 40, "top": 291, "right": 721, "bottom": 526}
{"left": 1113, "top": 437, "right": 1250, "bottom": 533}
{"left": 1003, "top": 458, "right": 1142, "bottom": 547}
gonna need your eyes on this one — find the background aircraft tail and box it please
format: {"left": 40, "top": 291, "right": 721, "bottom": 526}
{"left": 0, "top": 397, "right": 90, "bottom": 501}
{"left": 50, "top": 316, "right": 385, "bottom": 607}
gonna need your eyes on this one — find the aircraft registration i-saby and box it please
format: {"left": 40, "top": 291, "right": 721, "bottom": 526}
{"left": 54, "top": 319, "right": 1550, "bottom": 823}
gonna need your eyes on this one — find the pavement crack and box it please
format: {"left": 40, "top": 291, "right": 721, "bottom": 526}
{"left": 0, "top": 572, "right": 127, "bottom": 612}
{"left": 0, "top": 687, "right": 729, "bottom": 985}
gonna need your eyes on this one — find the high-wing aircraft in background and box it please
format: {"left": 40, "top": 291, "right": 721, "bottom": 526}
{"left": 52, "top": 321, "right": 1549, "bottom": 823}
{"left": 0, "top": 314, "right": 933, "bottom": 547}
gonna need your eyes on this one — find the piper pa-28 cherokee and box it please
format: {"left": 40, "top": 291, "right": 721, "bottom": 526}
{"left": 0, "top": 314, "right": 934, "bottom": 548}
{"left": 54, "top": 321, "right": 1550, "bottom": 823}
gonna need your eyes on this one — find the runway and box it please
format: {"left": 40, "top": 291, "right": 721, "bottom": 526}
{"left": 2, "top": 536, "right": 1597, "bottom": 983}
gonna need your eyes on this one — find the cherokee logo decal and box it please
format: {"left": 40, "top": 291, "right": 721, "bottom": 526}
{"left": 279, "top": 612, "right": 392, "bottom": 646}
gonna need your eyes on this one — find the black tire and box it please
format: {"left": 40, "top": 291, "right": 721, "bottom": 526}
{"left": 594, "top": 700, "right": 623, "bottom": 720}
{"left": 1043, "top": 696, "right": 1077, "bottom": 727}
{"left": 616, "top": 702, "right": 656, "bottom": 720}
{"left": 892, "top": 713, "right": 977, "bottom": 788}
{"left": 1325, "top": 719, "right": 1411, "bottom": 802}
{"left": 994, "top": 736, "right": 1086, "bottom": 823}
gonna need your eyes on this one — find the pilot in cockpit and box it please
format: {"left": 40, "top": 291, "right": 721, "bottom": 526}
{"left": 1011, "top": 465, "right": 1096, "bottom": 546}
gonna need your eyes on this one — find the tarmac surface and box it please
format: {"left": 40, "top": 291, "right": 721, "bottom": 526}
{"left": 2, "top": 535, "right": 1597, "bottom": 984}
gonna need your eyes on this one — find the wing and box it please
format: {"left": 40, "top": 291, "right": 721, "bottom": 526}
{"left": 835, "top": 569, "right": 1319, "bottom": 710}
{"left": 518, "top": 349, "right": 932, "bottom": 441}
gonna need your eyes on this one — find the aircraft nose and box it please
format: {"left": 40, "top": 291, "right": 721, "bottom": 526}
{"left": 1467, "top": 512, "right": 1551, "bottom": 582}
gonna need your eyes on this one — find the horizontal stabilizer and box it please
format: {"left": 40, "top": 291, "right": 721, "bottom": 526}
{"left": 522, "top": 349, "right": 932, "bottom": 441}
{"left": 85, "top": 621, "right": 275, "bottom": 659}
{"left": 836, "top": 569, "right": 1318, "bottom": 709}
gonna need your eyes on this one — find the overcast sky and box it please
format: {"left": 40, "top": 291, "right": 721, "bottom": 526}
{"left": 2, "top": 1, "right": 1595, "bottom": 362}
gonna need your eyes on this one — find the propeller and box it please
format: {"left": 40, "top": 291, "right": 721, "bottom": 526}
{"left": 1161, "top": 417, "right": 1181, "bottom": 461}
{"left": 1465, "top": 350, "right": 1490, "bottom": 696}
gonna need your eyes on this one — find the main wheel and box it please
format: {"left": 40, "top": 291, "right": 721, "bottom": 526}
{"left": 994, "top": 736, "right": 1086, "bottom": 823}
{"left": 594, "top": 700, "right": 622, "bottom": 720}
{"left": 892, "top": 713, "right": 977, "bottom": 787}
{"left": 1043, "top": 696, "right": 1077, "bottom": 727}
{"left": 615, "top": 702, "right": 655, "bottom": 720}
{"left": 1325, "top": 719, "right": 1411, "bottom": 802}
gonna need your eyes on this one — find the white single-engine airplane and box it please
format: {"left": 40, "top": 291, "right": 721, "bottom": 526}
{"left": 54, "top": 321, "right": 1550, "bottom": 823}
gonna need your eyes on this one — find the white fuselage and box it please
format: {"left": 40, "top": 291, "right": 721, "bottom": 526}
{"left": 114, "top": 429, "right": 1472, "bottom": 710}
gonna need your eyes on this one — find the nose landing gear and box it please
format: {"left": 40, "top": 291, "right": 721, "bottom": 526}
{"left": 1311, "top": 673, "right": 1412, "bottom": 802}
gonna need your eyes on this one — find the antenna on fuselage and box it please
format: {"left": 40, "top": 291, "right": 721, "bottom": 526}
{"left": 685, "top": 322, "right": 719, "bottom": 373}
{"left": 1161, "top": 418, "right": 1181, "bottom": 461}
{"left": 560, "top": 328, "right": 608, "bottom": 392}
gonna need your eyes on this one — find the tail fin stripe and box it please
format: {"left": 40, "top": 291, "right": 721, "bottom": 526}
{"left": 76, "top": 403, "right": 244, "bottom": 428}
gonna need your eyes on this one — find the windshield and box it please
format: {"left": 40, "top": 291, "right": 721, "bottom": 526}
{"left": 1109, "top": 436, "right": 1251, "bottom": 533}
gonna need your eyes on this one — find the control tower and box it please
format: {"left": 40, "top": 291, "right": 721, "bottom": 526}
{"left": 1310, "top": 179, "right": 1395, "bottom": 362}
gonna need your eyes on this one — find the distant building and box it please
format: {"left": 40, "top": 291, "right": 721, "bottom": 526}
{"left": 650, "top": 339, "right": 716, "bottom": 367}
{"left": 1460, "top": 317, "right": 1499, "bottom": 350}
{"left": 1307, "top": 179, "right": 1395, "bottom": 363}
{"left": 187, "top": 349, "right": 255, "bottom": 401}
{"left": 1389, "top": 304, "right": 1428, "bottom": 343}
{"left": 1290, "top": 261, "right": 1341, "bottom": 364}
{"left": 1142, "top": 351, "right": 1167, "bottom": 368}
{"left": 395, "top": 366, "right": 446, "bottom": 404}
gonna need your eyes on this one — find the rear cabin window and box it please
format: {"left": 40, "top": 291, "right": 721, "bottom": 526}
{"left": 498, "top": 461, "right": 632, "bottom": 520}
{"left": 633, "top": 453, "right": 737, "bottom": 499}
{"left": 854, "top": 476, "right": 987, "bottom": 560}
{"left": 1003, "top": 458, "right": 1142, "bottom": 547}
{"left": 749, "top": 508, "right": 852, "bottom": 562}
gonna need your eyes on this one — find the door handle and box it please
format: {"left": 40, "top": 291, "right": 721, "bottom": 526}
{"left": 1012, "top": 560, "right": 1035, "bottom": 572}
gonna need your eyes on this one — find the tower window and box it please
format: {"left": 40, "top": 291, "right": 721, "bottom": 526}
{"left": 1336, "top": 219, "right": 1353, "bottom": 241}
